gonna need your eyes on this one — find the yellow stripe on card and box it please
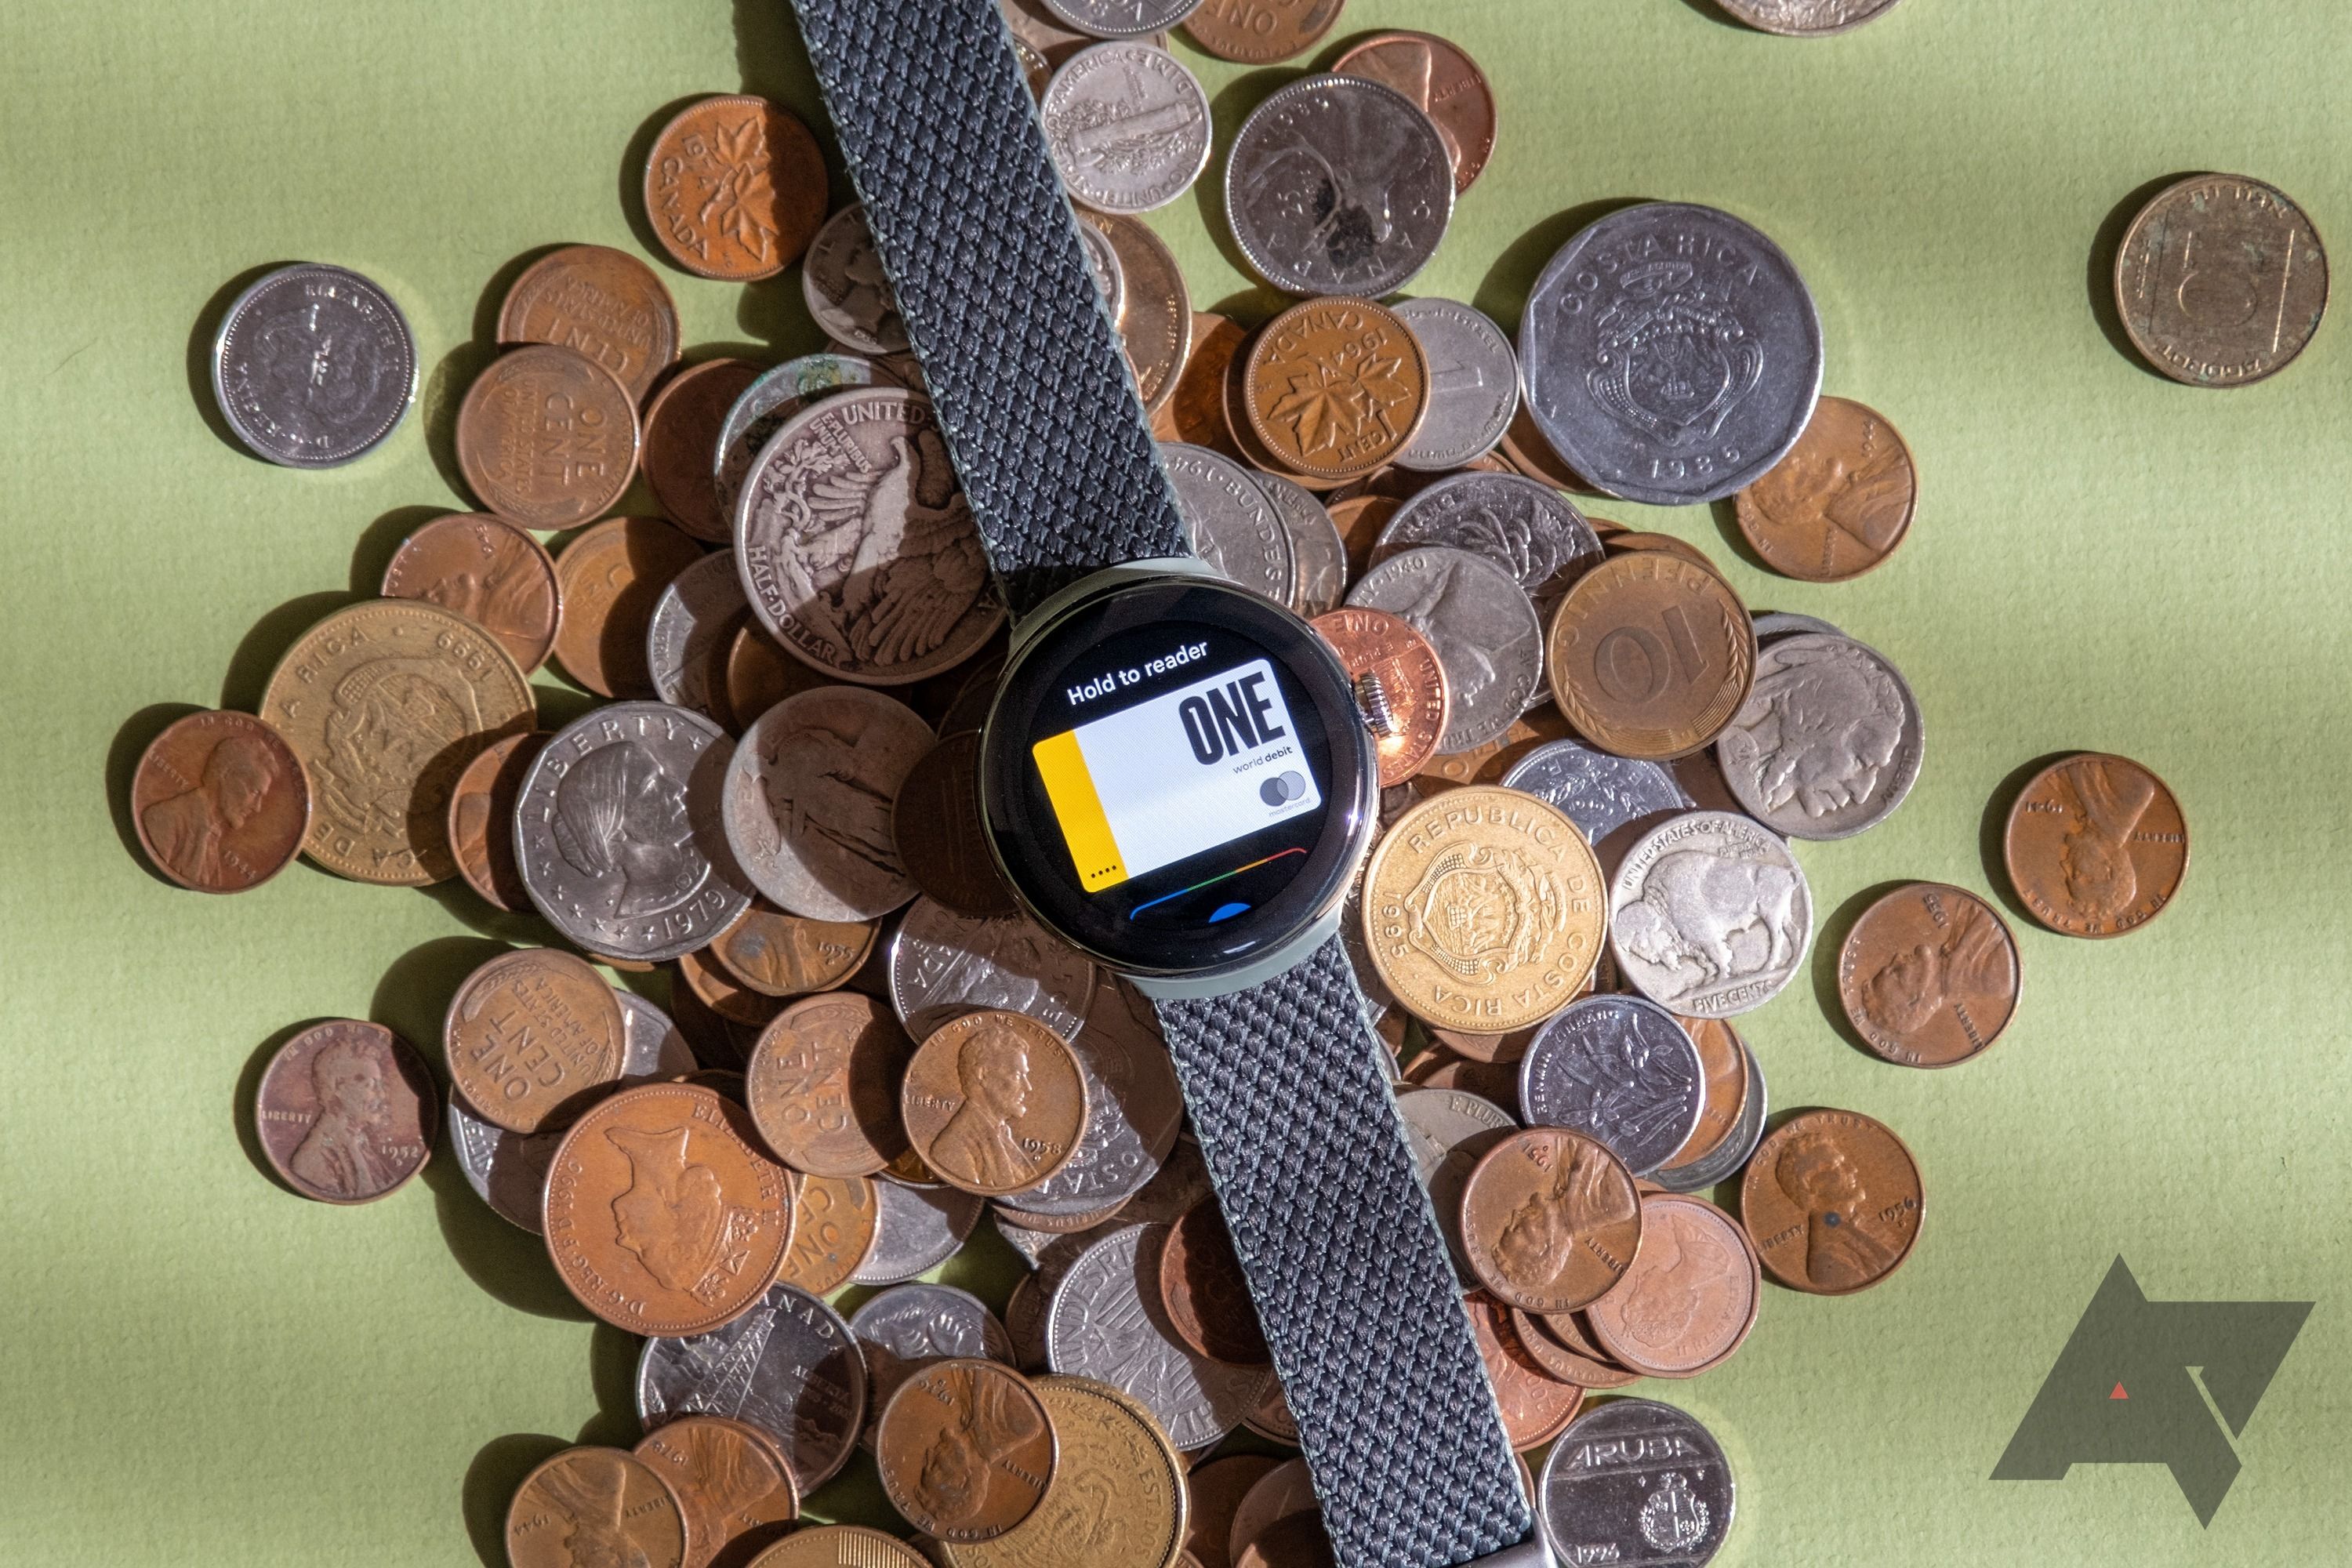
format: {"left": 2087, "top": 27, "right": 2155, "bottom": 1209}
{"left": 1031, "top": 730, "right": 1127, "bottom": 890}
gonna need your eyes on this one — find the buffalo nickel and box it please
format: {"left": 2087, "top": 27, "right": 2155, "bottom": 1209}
{"left": 1610, "top": 811, "right": 1812, "bottom": 1018}
{"left": 1714, "top": 632, "right": 1923, "bottom": 840}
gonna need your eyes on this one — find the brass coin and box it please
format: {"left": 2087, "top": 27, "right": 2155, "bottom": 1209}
{"left": 902, "top": 1011, "right": 1087, "bottom": 1197}
{"left": 1460, "top": 1127, "right": 1641, "bottom": 1313}
{"left": 443, "top": 732, "right": 548, "bottom": 913}
{"left": 1363, "top": 785, "right": 1605, "bottom": 1032}
{"left": 710, "top": 902, "right": 877, "bottom": 999}
{"left": 746, "top": 991, "right": 913, "bottom": 1178}
{"left": 775, "top": 1171, "right": 880, "bottom": 1295}
{"left": 1181, "top": 0, "right": 1345, "bottom": 64}
{"left": 644, "top": 96, "right": 827, "bottom": 282}
{"left": 258, "top": 599, "right": 535, "bottom": 886}
{"left": 876, "top": 1358, "right": 1058, "bottom": 1542}
{"left": 1547, "top": 550, "right": 1755, "bottom": 760}
{"left": 633, "top": 1414, "right": 798, "bottom": 1568}
{"left": 445, "top": 947, "right": 628, "bottom": 1134}
{"left": 937, "top": 1375, "right": 1188, "bottom": 1568}
{"left": 551, "top": 517, "right": 708, "bottom": 699}
{"left": 1583, "top": 1193, "right": 1762, "bottom": 1378}
{"left": 2002, "top": 752, "right": 2188, "bottom": 938}
{"left": 1838, "top": 882, "right": 2020, "bottom": 1067}
{"left": 497, "top": 243, "right": 681, "bottom": 401}
{"left": 1080, "top": 209, "right": 1190, "bottom": 412}
{"left": 1734, "top": 396, "right": 1917, "bottom": 583}
{"left": 1740, "top": 1107, "right": 1923, "bottom": 1295}
{"left": 545, "top": 1082, "right": 794, "bottom": 1334}
{"left": 1310, "top": 608, "right": 1450, "bottom": 787}
{"left": 2114, "top": 172, "right": 2329, "bottom": 387}
{"left": 1243, "top": 297, "right": 1429, "bottom": 483}
{"left": 380, "top": 510, "right": 563, "bottom": 672}
{"left": 506, "top": 1446, "right": 686, "bottom": 1568}
{"left": 1332, "top": 31, "right": 1497, "bottom": 194}
{"left": 255, "top": 1020, "right": 436, "bottom": 1204}
{"left": 641, "top": 358, "right": 764, "bottom": 543}
{"left": 129, "top": 710, "right": 310, "bottom": 893}
{"left": 749, "top": 1526, "right": 930, "bottom": 1567}
{"left": 456, "top": 344, "right": 641, "bottom": 529}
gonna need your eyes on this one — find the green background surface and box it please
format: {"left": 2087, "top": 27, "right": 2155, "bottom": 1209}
{"left": 1, "top": 1, "right": 2343, "bottom": 1563}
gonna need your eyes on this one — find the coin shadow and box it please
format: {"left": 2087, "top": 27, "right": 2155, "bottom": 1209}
{"left": 1472, "top": 199, "right": 1650, "bottom": 337}
{"left": 415, "top": 245, "right": 572, "bottom": 503}
{"left": 218, "top": 589, "right": 363, "bottom": 712}
{"left": 1704, "top": 496, "right": 1773, "bottom": 575}
{"left": 184, "top": 260, "right": 296, "bottom": 462}
{"left": 732, "top": 0, "right": 833, "bottom": 169}
{"left": 414, "top": 873, "right": 569, "bottom": 948}
{"left": 349, "top": 504, "right": 453, "bottom": 597}
{"left": 580, "top": 1323, "right": 649, "bottom": 1448}
{"left": 1979, "top": 750, "right": 2077, "bottom": 926}
{"left": 1809, "top": 878, "right": 1915, "bottom": 1060}
{"left": 105, "top": 701, "right": 205, "bottom": 887}
{"left": 2089, "top": 172, "right": 2203, "bottom": 381}
{"left": 1666, "top": 0, "right": 1757, "bottom": 32}
{"left": 234, "top": 1018, "right": 336, "bottom": 1192}
{"left": 461, "top": 1432, "right": 570, "bottom": 1568}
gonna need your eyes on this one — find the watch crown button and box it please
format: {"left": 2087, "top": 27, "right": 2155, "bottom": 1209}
{"left": 1353, "top": 670, "right": 1399, "bottom": 739}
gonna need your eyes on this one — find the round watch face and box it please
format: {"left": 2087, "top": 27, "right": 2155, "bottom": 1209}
{"left": 981, "top": 575, "right": 1377, "bottom": 980}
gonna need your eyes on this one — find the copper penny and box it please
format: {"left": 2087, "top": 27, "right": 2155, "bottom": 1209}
{"left": 551, "top": 517, "right": 707, "bottom": 698}
{"left": 1397, "top": 1047, "right": 1520, "bottom": 1116}
{"left": 1497, "top": 400, "right": 1592, "bottom": 494}
{"left": 545, "top": 1081, "right": 793, "bottom": 1333}
{"left": 1509, "top": 1305, "right": 1639, "bottom": 1389}
{"left": 1235, "top": 1512, "right": 1335, "bottom": 1568}
{"left": 633, "top": 1414, "right": 798, "bottom": 1568}
{"left": 894, "top": 731, "right": 1018, "bottom": 917}
{"left": 1740, "top": 1107, "right": 1923, "bottom": 1295}
{"left": 456, "top": 343, "right": 641, "bottom": 529}
{"left": 1185, "top": 1455, "right": 1283, "bottom": 1568}
{"left": 2002, "top": 753, "right": 2188, "bottom": 938}
{"left": 130, "top": 710, "right": 310, "bottom": 893}
{"left": 2114, "top": 172, "right": 2330, "bottom": 387}
{"left": 1225, "top": 1458, "right": 1316, "bottom": 1566}
{"left": 1152, "top": 310, "right": 1247, "bottom": 456}
{"left": 1547, "top": 550, "right": 1755, "bottom": 760}
{"left": 1333, "top": 31, "right": 1497, "bottom": 194}
{"left": 746, "top": 991, "right": 913, "bottom": 1177}
{"left": 1311, "top": 608, "right": 1449, "bottom": 787}
{"left": 902, "top": 1011, "right": 1087, "bottom": 1197}
{"left": 750, "top": 1526, "right": 929, "bottom": 1568}
{"left": 442, "top": 732, "right": 546, "bottom": 913}
{"left": 644, "top": 96, "right": 826, "bottom": 282}
{"left": 1181, "top": 0, "right": 1345, "bottom": 64}
{"left": 1464, "top": 1290, "right": 1585, "bottom": 1451}
{"left": 1081, "top": 209, "right": 1190, "bottom": 412}
{"left": 1661, "top": 1016, "right": 1748, "bottom": 1167}
{"left": 497, "top": 243, "right": 681, "bottom": 402}
{"left": 876, "top": 1358, "right": 1058, "bottom": 1542}
{"left": 445, "top": 947, "right": 628, "bottom": 1135}
{"left": 1323, "top": 494, "right": 1398, "bottom": 583}
{"left": 1734, "top": 395, "right": 1917, "bottom": 583}
{"left": 1602, "top": 531, "right": 1722, "bottom": 572}
{"left": 775, "top": 1171, "right": 880, "bottom": 1294}
{"left": 1460, "top": 1127, "right": 1642, "bottom": 1313}
{"left": 641, "top": 358, "right": 764, "bottom": 543}
{"left": 1243, "top": 1377, "right": 1299, "bottom": 1448}
{"left": 1243, "top": 298, "right": 1430, "bottom": 484}
{"left": 1584, "top": 1193, "right": 1762, "bottom": 1378}
{"left": 723, "top": 622, "right": 829, "bottom": 731}
{"left": 679, "top": 946, "right": 787, "bottom": 1030}
{"left": 710, "top": 902, "right": 877, "bottom": 999}
{"left": 255, "top": 1019, "right": 435, "bottom": 1204}
{"left": 936, "top": 1375, "right": 1187, "bottom": 1568}
{"left": 506, "top": 1446, "right": 687, "bottom": 1568}
{"left": 381, "top": 510, "right": 563, "bottom": 673}
{"left": 1838, "top": 882, "right": 2020, "bottom": 1067}
{"left": 1159, "top": 1201, "right": 1270, "bottom": 1367}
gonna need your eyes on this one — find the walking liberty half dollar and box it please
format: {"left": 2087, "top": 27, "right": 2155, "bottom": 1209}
{"left": 1522, "top": 203, "right": 1822, "bottom": 505}
{"left": 1610, "top": 811, "right": 1812, "bottom": 1018}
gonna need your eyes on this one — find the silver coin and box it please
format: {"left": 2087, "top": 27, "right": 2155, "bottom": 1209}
{"left": 446, "top": 1098, "right": 561, "bottom": 1232}
{"left": 1392, "top": 298, "right": 1520, "bottom": 470}
{"left": 1750, "top": 610, "right": 1845, "bottom": 643}
{"left": 1714, "top": 632, "right": 1922, "bottom": 840}
{"left": 1225, "top": 75, "right": 1455, "bottom": 297}
{"left": 644, "top": 550, "right": 747, "bottom": 723}
{"left": 723, "top": 687, "right": 933, "bottom": 920}
{"left": 615, "top": 989, "right": 699, "bottom": 1080}
{"left": 1042, "top": 42, "right": 1212, "bottom": 215}
{"left": 996, "top": 976, "right": 1184, "bottom": 1214}
{"left": 1345, "top": 546, "right": 1541, "bottom": 751}
{"left": 1649, "top": 1041, "right": 1766, "bottom": 1194}
{"left": 1161, "top": 442, "right": 1295, "bottom": 603}
{"left": 1077, "top": 218, "right": 1127, "bottom": 321}
{"left": 636, "top": 1282, "right": 866, "bottom": 1494}
{"left": 1522, "top": 201, "right": 1823, "bottom": 506}
{"left": 210, "top": 263, "right": 416, "bottom": 467}
{"left": 852, "top": 1176, "right": 985, "bottom": 1284}
{"left": 1395, "top": 1087, "right": 1517, "bottom": 1285}
{"left": 1519, "top": 995, "right": 1704, "bottom": 1178}
{"left": 1377, "top": 471, "right": 1602, "bottom": 615}
{"left": 1538, "top": 1397, "right": 1736, "bottom": 1567}
{"left": 514, "top": 702, "right": 754, "bottom": 961}
{"left": 1039, "top": 0, "right": 1201, "bottom": 36}
{"left": 990, "top": 1206, "right": 1097, "bottom": 1272}
{"left": 1250, "top": 470, "right": 1348, "bottom": 617}
{"left": 1502, "top": 739, "right": 1697, "bottom": 848}
{"left": 803, "top": 205, "right": 909, "bottom": 355}
{"left": 887, "top": 897, "right": 1097, "bottom": 1043}
{"left": 1044, "top": 1223, "right": 1270, "bottom": 1450}
{"left": 1718, "top": 0, "right": 1905, "bottom": 36}
{"left": 713, "top": 351, "right": 888, "bottom": 519}
{"left": 1610, "top": 811, "right": 1813, "bottom": 1018}
{"left": 850, "top": 1283, "right": 1014, "bottom": 1443}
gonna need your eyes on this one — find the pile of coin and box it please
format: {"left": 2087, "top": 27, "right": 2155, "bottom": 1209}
{"left": 144, "top": 4, "right": 2194, "bottom": 1567}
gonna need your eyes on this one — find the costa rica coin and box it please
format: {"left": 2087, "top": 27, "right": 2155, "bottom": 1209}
{"left": 209, "top": 262, "right": 415, "bottom": 467}
{"left": 1242, "top": 297, "right": 1431, "bottom": 482}
{"left": 633, "top": 1414, "right": 798, "bottom": 1568}
{"left": 746, "top": 990, "right": 913, "bottom": 1177}
{"left": 1714, "top": 632, "right": 1923, "bottom": 840}
{"left": 1460, "top": 1127, "right": 1642, "bottom": 1312}
{"left": 505, "top": 1446, "right": 685, "bottom": 1568}
{"left": 723, "top": 685, "right": 932, "bottom": 920}
{"left": 1537, "top": 1399, "right": 1734, "bottom": 1567}
{"left": 888, "top": 898, "right": 1096, "bottom": 1044}
{"left": 1584, "top": 1194, "right": 1762, "bottom": 1379}
{"left": 1548, "top": 550, "right": 1756, "bottom": 761}
{"left": 1225, "top": 75, "right": 1453, "bottom": 296}
{"left": 1161, "top": 442, "right": 1295, "bottom": 604}
{"left": 936, "top": 1375, "right": 1188, "bottom": 1568}
{"left": 551, "top": 517, "right": 707, "bottom": 699}
{"left": 1310, "top": 607, "right": 1450, "bottom": 786}
{"left": 803, "top": 205, "right": 909, "bottom": 355}
{"left": 1739, "top": 1107, "right": 1922, "bottom": 1294}
{"left": 1734, "top": 395, "right": 1917, "bottom": 581}
{"left": 637, "top": 1280, "right": 867, "bottom": 1493}
{"left": 380, "top": 511, "right": 561, "bottom": 673}
{"left": 877, "top": 1358, "right": 1057, "bottom": 1541}
{"left": 1044, "top": 1223, "right": 1268, "bottom": 1450}
{"left": 902, "top": 1011, "right": 1088, "bottom": 1197}
{"left": 130, "top": 710, "right": 310, "bottom": 893}
{"left": 853, "top": 1176, "right": 987, "bottom": 1285}
{"left": 645, "top": 96, "right": 826, "bottom": 282}
{"left": 2002, "top": 752, "right": 2187, "bottom": 937}
{"left": 642, "top": 358, "right": 764, "bottom": 542}
{"left": 644, "top": 549, "right": 749, "bottom": 723}
{"left": 498, "top": 243, "right": 680, "bottom": 401}
{"left": 1042, "top": 42, "right": 1212, "bottom": 215}
{"left": 1838, "top": 881, "right": 2020, "bottom": 1067}
{"left": 1610, "top": 811, "right": 1812, "bottom": 1018}
{"left": 456, "top": 343, "right": 641, "bottom": 528}
{"left": 255, "top": 1020, "right": 436, "bottom": 1204}
{"left": 1390, "top": 297, "right": 1518, "bottom": 469}
{"left": 2114, "top": 173, "right": 2328, "bottom": 387}
{"left": 1345, "top": 546, "right": 1541, "bottom": 752}
{"left": 1333, "top": 31, "right": 1497, "bottom": 194}
{"left": 445, "top": 948, "right": 627, "bottom": 1134}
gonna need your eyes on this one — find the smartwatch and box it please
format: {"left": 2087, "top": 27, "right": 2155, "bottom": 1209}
{"left": 787, "top": 5, "right": 1548, "bottom": 1565}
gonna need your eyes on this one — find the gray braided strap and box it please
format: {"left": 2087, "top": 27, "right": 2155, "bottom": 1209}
{"left": 788, "top": 0, "right": 1189, "bottom": 615}
{"left": 1156, "top": 938, "right": 1534, "bottom": 1568}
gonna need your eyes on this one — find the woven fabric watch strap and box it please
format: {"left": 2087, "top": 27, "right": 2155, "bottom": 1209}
{"left": 789, "top": 0, "right": 1189, "bottom": 615}
{"left": 1156, "top": 937, "right": 1536, "bottom": 1568}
